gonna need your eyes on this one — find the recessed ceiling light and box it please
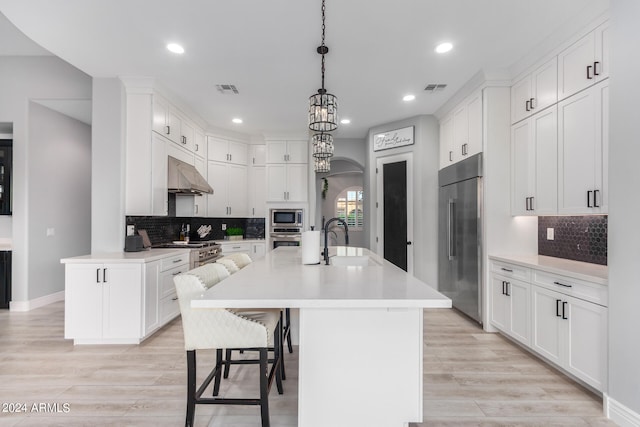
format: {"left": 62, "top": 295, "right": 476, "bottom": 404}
{"left": 403, "top": 94, "right": 416, "bottom": 102}
{"left": 167, "top": 43, "right": 185, "bottom": 54}
{"left": 232, "top": 118, "right": 243, "bottom": 124}
{"left": 340, "top": 119, "right": 351, "bottom": 124}
{"left": 435, "top": 42, "right": 453, "bottom": 54}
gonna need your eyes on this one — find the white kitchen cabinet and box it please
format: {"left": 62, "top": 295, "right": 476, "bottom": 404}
{"left": 166, "top": 137, "right": 194, "bottom": 165}
{"left": 511, "top": 57, "right": 557, "bottom": 124}
{"left": 250, "top": 165, "right": 266, "bottom": 217}
{"left": 439, "top": 115, "right": 454, "bottom": 169}
{"left": 251, "top": 144, "right": 266, "bottom": 166}
{"left": 152, "top": 95, "right": 182, "bottom": 145}
{"left": 439, "top": 90, "right": 482, "bottom": 169}
{"left": 151, "top": 134, "right": 168, "bottom": 216}
{"left": 266, "top": 163, "right": 307, "bottom": 202}
{"left": 64, "top": 263, "right": 142, "bottom": 343}
{"left": 250, "top": 242, "right": 267, "bottom": 260}
{"left": 266, "top": 140, "right": 308, "bottom": 164}
{"left": 219, "top": 241, "right": 252, "bottom": 256}
{"left": 179, "top": 119, "right": 195, "bottom": 152}
{"left": 208, "top": 136, "right": 248, "bottom": 165}
{"left": 490, "top": 261, "right": 531, "bottom": 346}
{"left": 558, "top": 21, "right": 609, "bottom": 101}
{"left": 158, "top": 253, "right": 189, "bottom": 325}
{"left": 558, "top": 80, "right": 608, "bottom": 214}
{"left": 531, "top": 284, "right": 607, "bottom": 391}
{"left": 144, "top": 261, "right": 160, "bottom": 336}
{"left": 510, "top": 106, "right": 557, "bottom": 216}
{"left": 193, "top": 128, "right": 206, "bottom": 159}
{"left": 207, "top": 161, "right": 248, "bottom": 217}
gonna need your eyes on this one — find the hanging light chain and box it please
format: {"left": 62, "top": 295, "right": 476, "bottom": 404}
{"left": 320, "top": 0, "right": 326, "bottom": 90}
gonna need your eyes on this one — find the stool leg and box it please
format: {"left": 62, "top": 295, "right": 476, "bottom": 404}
{"left": 275, "top": 320, "right": 284, "bottom": 395}
{"left": 279, "top": 311, "right": 286, "bottom": 381}
{"left": 285, "top": 308, "right": 293, "bottom": 353}
{"left": 213, "top": 348, "right": 223, "bottom": 396}
{"left": 186, "top": 350, "right": 197, "bottom": 427}
{"left": 223, "top": 348, "right": 232, "bottom": 379}
{"left": 259, "top": 348, "right": 271, "bottom": 427}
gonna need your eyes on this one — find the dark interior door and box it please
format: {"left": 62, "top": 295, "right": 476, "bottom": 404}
{"left": 383, "top": 161, "right": 407, "bottom": 271}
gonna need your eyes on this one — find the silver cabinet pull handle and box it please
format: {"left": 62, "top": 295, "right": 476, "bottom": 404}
{"left": 501, "top": 267, "right": 513, "bottom": 273}
{"left": 553, "top": 281, "right": 572, "bottom": 288}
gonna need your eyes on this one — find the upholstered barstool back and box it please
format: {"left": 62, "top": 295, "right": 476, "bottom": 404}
{"left": 225, "top": 252, "right": 253, "bottom": 269}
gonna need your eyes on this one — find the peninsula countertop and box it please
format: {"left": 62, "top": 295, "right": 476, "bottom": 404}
{"left": 192, "top": 246, "right": 451, "bottom": 309}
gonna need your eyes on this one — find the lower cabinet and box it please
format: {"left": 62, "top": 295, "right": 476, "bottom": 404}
{"left": 250, "top": 242, "right": 267, "bottom": 260}
{"left": 489, "top": 258, "right": 607, "bottom": 392}
{"left": 64, "top": 251, "right": 190, "bottom": 345}
{"left": 219, "top": 241, "right": 266, "bottom": 261}
{"left": 65, "top": 263, "right": 143, "bottom": 343}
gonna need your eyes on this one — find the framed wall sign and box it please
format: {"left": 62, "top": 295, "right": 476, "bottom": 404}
{"left": 373, "top": 126, "right": 414, "bottom": 152}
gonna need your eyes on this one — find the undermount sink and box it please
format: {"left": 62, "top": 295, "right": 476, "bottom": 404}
{"left": 329, "top": 255, "right": 381, "bottom": 267}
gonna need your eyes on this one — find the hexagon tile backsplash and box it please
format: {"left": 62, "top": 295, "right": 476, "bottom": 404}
{"left": 538, "top": 216, "right": 607, "bottom": 265}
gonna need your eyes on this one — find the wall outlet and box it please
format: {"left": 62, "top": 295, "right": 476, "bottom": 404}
{"left": 547, "top": 227, "right": 554, "bottom": 240}
{"left": 46, "top": 227, "right": 55, "bottom": 237}
{"left": 222, "top": 224, "right": 227, "bottom": 231}
{"left": 126, "top": 225, "right": 135, "bottom": 236}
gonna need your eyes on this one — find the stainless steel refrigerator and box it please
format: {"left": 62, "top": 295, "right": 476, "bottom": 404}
{"left": 438, "top": 153, "right": 483, "bottom": 323}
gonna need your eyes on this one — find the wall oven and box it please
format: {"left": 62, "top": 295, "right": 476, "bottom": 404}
{"left": 270, "top": 208, "right": 303, "bottom": 249}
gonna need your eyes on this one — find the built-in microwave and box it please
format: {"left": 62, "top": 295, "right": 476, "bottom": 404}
{"left": 270, "top": 208, "right": 303, "bottom": 229}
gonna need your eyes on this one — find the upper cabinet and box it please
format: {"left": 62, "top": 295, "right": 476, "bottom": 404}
{"left": 558, "top": 21, "right": 609, "bottom": 101}
{"left": 266, "top": 140, "right": 308, "bottom": 164}
{"left": 208, "top": 136, "right": 248, "bottom": 165}
{"left": 439, "top": 90, "right": 482, "bottom": 169}
{"left": 152, "top": 96, "right": 182, "bottom": 145}
{"left": 265, "top": 139, "right": 308, "bottom": 202}
{"left": 511, "top": 57, "right": 557, "bottom": 124}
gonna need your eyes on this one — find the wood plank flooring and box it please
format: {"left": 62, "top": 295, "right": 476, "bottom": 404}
{"left": 0, "top": 302, "right": 616, "bottom": 426}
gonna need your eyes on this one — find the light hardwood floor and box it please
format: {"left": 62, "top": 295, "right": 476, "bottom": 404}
{"left": 0, "top": 302, "right": 616, "bottom": 426}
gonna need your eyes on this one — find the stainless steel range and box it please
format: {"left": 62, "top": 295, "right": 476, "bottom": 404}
{"left": 154, "top": 241, "right": 222, "bottom": 269}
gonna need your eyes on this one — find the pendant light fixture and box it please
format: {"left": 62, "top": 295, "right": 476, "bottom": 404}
{"left": 309, "top": 0, "right": 337, "bottom": 173}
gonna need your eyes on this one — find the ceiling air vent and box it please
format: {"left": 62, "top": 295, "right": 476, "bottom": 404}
{"left": 424, "top": 84, "right": 447, "bottom": 93}
{"left": 216, "top": 84, "right": 239, "bottom": 94}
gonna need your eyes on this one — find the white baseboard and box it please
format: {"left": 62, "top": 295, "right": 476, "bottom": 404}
{"left": 10, "top": 291, "right": 64, "bottom": 311}
{"left": 605, "top": 394, "right": 640, "bottom": 427}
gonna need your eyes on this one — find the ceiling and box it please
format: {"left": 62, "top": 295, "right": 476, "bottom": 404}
{"left": 0, "top": 0, "right": 609, "bottom": 139}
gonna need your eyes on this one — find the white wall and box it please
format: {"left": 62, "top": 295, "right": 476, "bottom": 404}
{"left": 366, "top": 115, "right": 439, "bottom": 286}
{"left": 28, "top": 102, "right": 91, "bottom": 299}
{"left": 608, "top": 0, "right": 640, "bottom": 418}
{"left": 0, "top": 56, "right": 91, "bottom": 304}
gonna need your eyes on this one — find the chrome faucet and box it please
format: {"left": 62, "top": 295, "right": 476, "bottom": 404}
{"left": 323, "top": 217, "right": 349, "bottom": 265}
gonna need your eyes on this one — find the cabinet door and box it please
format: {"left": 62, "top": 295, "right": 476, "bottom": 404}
{"left": 558, "top": 31, "right": 596, "bottom": 100}
{"left": 207, "top": 161, "right": 229, "bottom": 216}
{"left": 166, "top": 110, "right": 182, "bottom": 144}
{"left": 266, "top": 141, "right": 288, "bottom": 163}
{"left": 251, "top": 242, "right": 267, "bottom": 260}
{"left": 558, "top": 83, "right": 605, "bottom": 214}
{"left": 531, "top": 286, "right": 563, "bottom": 366}
{"left": 531, "top": 57, "right": 557, "bottom": 114}
{"left": 439, "top": 115, "right": 454, "bottom": 169}
{"left": 180, "top": 120, "right": 195, "bottom": 152}
{"left": 532, "top": 106, "right": 557, "bottom": 215}
{"left": 194, "top": 156, "right": 207, "bottom": 217}
{"left": 286, "top": 140, "right": 308, "bottom": 163}
{"left": 152, "top": 97, "right": 169, "bottom": 136}
{"left": 594, "top": 22, "right": 610, "bottom": 82}
{"left": 286, "top": 164, "right": 308, "bottom": 202}
{"left": 194, "top": 128, "right": 206, "bottom": 159}
{"left": 144, "top": 261, "right": 160, "bottom": 336}
{"left": 251, "top": 166, "right": 266, "bottom": 217}
{"left": 102, "top": 264, "right": 142, "bottom": 339}
{"left": 465, "top": 93, "right": 482, "bottom": 158}
{"left": 207, "top": 137, "right": 229, "bottom": 163}
{"left": 565, "top": 296, "right": 607, "bottom": 391}
{"left": 251, "top": 144, "right": 266, "bottom": 166}
{"left": 511, "top": 120, "right": 533, "bottom": 216}
{"left": 151, "top": 134, "right": 168, "bottom": 216}
{"left": 452, "top": 104, "right": 468, "bottom": 163}
{"left": 227, "top": 164, "right": 248, "bottom": 216}
{"left": 65, "top": 264, "right": 104, "bottom": 339}
{"left": 511, "top": 74, "right": 532, "bottom": 124}
{"left": 507, "top": 279, "right": 530, "bottom": 346}
{"left": 228, "top": 141, "right": 249, "bottom": 165}
{"left": 266, "top": 164, "right": 287, "bottom": 201}
{"left": 490, "top": 275, "right": 509, "bottom": 332}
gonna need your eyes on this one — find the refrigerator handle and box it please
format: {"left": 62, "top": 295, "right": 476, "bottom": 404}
{"left": 447, "top": 198, "right": 456, "bottom": 260}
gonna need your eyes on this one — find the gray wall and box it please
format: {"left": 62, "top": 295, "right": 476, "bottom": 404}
{"left": 28, "top": 102, "right": 91, "bottom": 299}
{"left": 0, "top": 56, "right": 91, "bottom": 303}
{"left": 608, "top": 0, "right": 640, "bottom": 416}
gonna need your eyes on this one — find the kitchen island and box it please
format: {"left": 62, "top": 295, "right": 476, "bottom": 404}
{"left": 192, "top": 246, "right": 451, "bottom": 427}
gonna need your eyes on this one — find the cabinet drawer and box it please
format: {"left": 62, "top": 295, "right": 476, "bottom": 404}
{"left": 160, "top": 292, "right": 180, "bottom": 323}
{"left": 532, "top": 270, "right": 607, "bottom": 306}
{"left": 161, "top": 265, "right": 188, "bottom": 297}
{"left": 490, "top": 260, "right": 531, "bottom": 281}
{"left": 221, "top": 242, "right": 251, "bottom": 254}
{"left": 161, "top": 253, "right": 190, "bottom": 272}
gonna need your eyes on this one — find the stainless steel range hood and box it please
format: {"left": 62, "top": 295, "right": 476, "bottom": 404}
{"left": 167, "top": 156, "right": 213, "bottom": 195}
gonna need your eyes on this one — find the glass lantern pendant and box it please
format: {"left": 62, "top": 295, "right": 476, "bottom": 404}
{"left": 312, "top": 132, "right": 334, "bottom": 158}
{"left": 314, "top": 157, "right": 331, "bottom": 173}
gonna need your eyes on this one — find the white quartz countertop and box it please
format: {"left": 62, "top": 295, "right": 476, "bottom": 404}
{"left": 219, "top": 239, "right": 266, "bottom": 244}
{"left": 60, "top": 248, "right": 190, "bottom": 264}
{"left": 489, "top": 254, "right": 608, "bottom": 285}
{"left": 192, "top": 246, "right": 452, "bottom": 309}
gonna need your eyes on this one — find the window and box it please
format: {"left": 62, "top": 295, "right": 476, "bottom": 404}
{"left": 335, "top": 187, "right": 363, "bottom": 230}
